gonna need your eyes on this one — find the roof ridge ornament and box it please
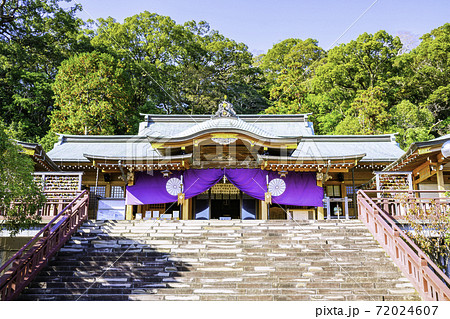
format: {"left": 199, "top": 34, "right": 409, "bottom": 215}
{"left": 213, "top": 99, "right": 237, "bottom": 118}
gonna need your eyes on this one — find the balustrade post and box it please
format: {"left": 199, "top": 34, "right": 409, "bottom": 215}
{"left": 326, "top": 197, "right": 331, "bottom": 220}
{"left": 380, "top": 197, "right": 387, "bottom": 215}
{"left": 419, "top": 255, "right": 429, "bottom": 298}
{"left": 344, "top": 197, "right": 349, "bottom": 220}
{"left": 357, "top": 194, "right": 363, "bottom": 219}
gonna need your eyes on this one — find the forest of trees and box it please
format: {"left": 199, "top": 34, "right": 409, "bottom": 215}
{"left": 1, "top": 0, "right": 449, "bottom": 151}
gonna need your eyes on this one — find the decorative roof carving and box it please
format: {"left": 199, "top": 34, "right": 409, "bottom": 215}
{"left": 213, "top": 100, "right": 237, "bottom": 118}
{"left": 172, "top": 117, "right": 278, "bottom": 139}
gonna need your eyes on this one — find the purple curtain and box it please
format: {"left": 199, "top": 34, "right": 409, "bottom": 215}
{"left": 224, "top": 169, "right": 323, "bottom": 207}
{"left": 184, "top": 169, "right": 223, "bottom": 198}
{"left": 126, "top": 169, "right": 323, "bottom": 207}
{"left": 126, "top": 169, "right": 223, "bottom": 205}
{"left": 126, "top": 171, "right": 181, "bottom": 205}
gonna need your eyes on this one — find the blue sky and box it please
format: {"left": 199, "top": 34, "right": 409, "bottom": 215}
{"left": 72, "top": 0, "right": 450, "bottom": 55}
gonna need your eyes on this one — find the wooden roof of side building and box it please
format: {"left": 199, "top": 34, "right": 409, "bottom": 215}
{"left": 382, "top": 134, "right": 450, "bottom": 173}
{"left": 17, "top": 141, "right": 60, "bottom": 172}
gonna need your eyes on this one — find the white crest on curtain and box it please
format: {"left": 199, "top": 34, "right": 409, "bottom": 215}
{"left": 268, "top": 178, "right": 286, "bottom": 196}
{"left": 166, "top": 177, "right": 182, "bottom": 196}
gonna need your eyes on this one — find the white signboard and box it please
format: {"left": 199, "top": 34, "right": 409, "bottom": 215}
{"left": 97, "top": 199, "right": 126, "bottom": 220}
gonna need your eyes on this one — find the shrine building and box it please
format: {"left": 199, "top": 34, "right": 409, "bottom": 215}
{"left": 46, "top": 102, "right": 404, "bottom": 221}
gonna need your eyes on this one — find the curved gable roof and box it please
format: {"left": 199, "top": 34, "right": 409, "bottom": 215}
{"left": 139, "top": 114, "right": 315, "bottom": 138}
{"left": 172, "top": 117, "right": 278, "bottom": 139}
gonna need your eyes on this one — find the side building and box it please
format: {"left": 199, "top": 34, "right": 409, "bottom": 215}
{"left": 377, "top": 134, "right": 450, "bottom": 193}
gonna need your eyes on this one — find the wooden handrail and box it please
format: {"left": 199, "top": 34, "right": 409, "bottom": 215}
{"left": 0, "top": 190, "right": 89, "bottom": 301}
{"left": 0, "top": 190, "right": 84, "bottom": 219}
{"left": 363, "top": 190, "right": 449, "bottom": 193}
{"left": 357, "top": 189, "right": 450, "bottom": 301}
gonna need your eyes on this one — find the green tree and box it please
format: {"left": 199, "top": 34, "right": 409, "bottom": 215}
{"left": 50, "top": 51, "right": 134, "bottom": 135}
{"left": 0, "top": 121, "right": 45, "bottom": 235}
{"left": 261, "top": 31, "right": 402, "bottom": 137}
{"left": 389, "top": 100, "right": 435, "bottom": 149}
{"left": 257, "top": 38, "right": 306, "bottom": 85}
{"left": 262, "top": 38, "right": 325, "bottom": 114}
{"left": 335, "top": 86, "right": 390, "bottom": 135}
{"left": 314, "top": 30, "right": 402, "bottom": 93}
{"left": 0, "top": 0, "right": 90, "bottom": 142}
{"left": 396, "top": 23, "right": 450, "bottom": 136}
{"left": 90, "top": 12, "right": 265, "bottom": 115}
{"left": 310, "top": 31, "right": 402, "bottom": 135}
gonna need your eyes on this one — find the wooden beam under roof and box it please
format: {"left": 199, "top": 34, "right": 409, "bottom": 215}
{"left": 413, "top": 160, "right": 437, "bottom": 185}
{"left": 257, "top": 153, "right": 366, "bottom": 172}
{"left": 149, "top": 132, "right": 299, "bottom": 150}
{"left": 83, "top": 153, "right": 192, "bottom": 171}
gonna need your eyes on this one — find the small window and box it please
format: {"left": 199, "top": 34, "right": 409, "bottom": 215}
{"left": 346, "top": 186, "right": 354, "bottom": 195}
{"left": 89, "top": 186, "right": 106, "bottom": 209}
{"left": 326, "top": 185, "right": 341, "bottom": 197}
{"left": 111, "top": 186, "right": 125, "bottom": 198}
{"left": 346, "top": 186, "right": 358, "bottom": 208}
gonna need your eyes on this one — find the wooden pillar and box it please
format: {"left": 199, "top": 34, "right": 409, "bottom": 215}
{"left": 182, "top": 198, "right": 190, "bottom": 220}
{"left": 437, "top": 167, "right": 445, "bottom": 198}
{"left": 137, "top": 205, "right": 143, "bottom": 218}
{"left": 317, "top": 206, "right": 324, "bottom": 220}
{"left": 316, "top": 179, "right": 324, "bottom": 220}
{"left": 260, "top": 200, "right": 268, "bottom": 220}
{"left": 125, "top": 205, "right": 133, "bottom": 220}
{"left": 105, "top": 183, "right": 111, "bottom": 198}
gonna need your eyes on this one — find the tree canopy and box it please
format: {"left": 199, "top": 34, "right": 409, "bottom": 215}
{"left": 90, "top": 11, "right": 266, "bottom": 115}
{"left": 260, "top": 38, "right": 325, "bottom": 115}
{"left": 260, "top": 28, "right": 448, "bottom": 143}
{"left": 0, "top": 0, "right": 89, "bottom": 142}
{"left": 396, "top": 23, "right": 450, "bottom": 135}
{"left": 50, "top": 51, "right": 134, "bottom": 135}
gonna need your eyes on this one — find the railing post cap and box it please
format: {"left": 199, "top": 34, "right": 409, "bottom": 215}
{"left": 420, "top": 256, "right": 428, "bottom": 267}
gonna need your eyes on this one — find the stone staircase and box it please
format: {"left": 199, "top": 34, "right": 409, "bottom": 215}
{"left": 18, "top": 220, "right": 420, "bottom": 301}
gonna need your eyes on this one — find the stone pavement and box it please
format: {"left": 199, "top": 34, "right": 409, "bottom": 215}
{"left": 18, "top": 219, "right": 420, "bottom": 301}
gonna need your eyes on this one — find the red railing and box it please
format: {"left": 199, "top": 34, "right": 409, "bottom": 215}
{"left": 0, "top": 190, "right": 89, "bottom": 301}
{"left": 0, "top": 190, "right": 83, "bottom": 221}
{"left": 358, "top": 190, "right": 450, "bottom": 301}
{"left": 361, "top": 190, "right": 450, "bottom": 219}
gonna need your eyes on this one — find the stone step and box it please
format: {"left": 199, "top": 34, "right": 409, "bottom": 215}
{"left": 16, "top": 292, "right": 420, "bottom": 302}
{"left": 19, "top": 219, "right": 421, "bottom": 301}
{"left": 43, "top": 263, "right": 401, "bottom": 274}
{"left": 32, "top": 273, "right": 408, "bottom": 285}
{"left": 46, "top": 258, "right": 396, "bottom": 268}
{"left": 22, "top": 285, "right": 416, "bottom": 297}
{"left": 27, "top": 278, "right": 414, "bottom": 291}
